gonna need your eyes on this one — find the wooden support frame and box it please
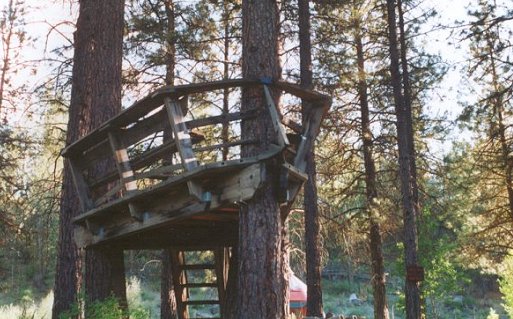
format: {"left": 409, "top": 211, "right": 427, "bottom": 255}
{"left": 108, "top": 131, "right": 142, "bottom": 220}
{"left": 62, "top": 78, "right": 331, "bottom": 248}
{"left": 263, "top": 85, "right": 289, "bottom": 147}
{"left": 165, "top": 96, "right": 205, "bottom": 201}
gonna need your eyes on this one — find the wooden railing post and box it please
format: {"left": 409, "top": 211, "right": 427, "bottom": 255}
{"left": 108, "top": 131, "right": 142, "bottom": 220}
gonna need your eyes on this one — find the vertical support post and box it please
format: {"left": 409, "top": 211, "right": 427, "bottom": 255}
{"left": 165, "top": 96, "right": 204, "bottom": 200}
{"left": 171, "top": 249, "right": 189, "bottom": 319}
{"left": 215, "top": 247, "right": 229, "bottom": 317}
{"left": 108, "top": 131, "right": 141, "bottom": 220}
{"left": 263, "top": 85, "right": 289, "bottom": 148}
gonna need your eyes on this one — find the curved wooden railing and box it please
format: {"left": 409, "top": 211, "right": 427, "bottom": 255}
{"left": 63, "top": 78, "right": 330, "bottom": 246}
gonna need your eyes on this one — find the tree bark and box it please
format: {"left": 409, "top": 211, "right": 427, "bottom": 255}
{"left": 160, "top": 1, "right": 179, "bottom": 318}
{"left": 354, "top": 14, "right": 389, "bottom": 319}
{"left": 237, "top": 0, "right": 288, "bottom": 318}
{"left": 52, "top": 0, "right": 125, "bottom": 317}
{"left": 74, "top": 0, "right": 126, "bottom": 314}
{"left": 385, "top": 1, "right": 421, "bottom": 318}
{"left": 298, "top": 0, "right": 323, "bottom": 317}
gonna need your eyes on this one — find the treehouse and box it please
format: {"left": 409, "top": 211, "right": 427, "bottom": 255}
{"left": 62, "top": 78, "right": 330, "bottom": 317}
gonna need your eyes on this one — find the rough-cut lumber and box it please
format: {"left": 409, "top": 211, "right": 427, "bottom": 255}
{"left": 63, "top": 79, "right": 331, "bottom": 250}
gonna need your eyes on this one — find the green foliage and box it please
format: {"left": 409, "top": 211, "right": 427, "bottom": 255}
{"left": 499, "top": 254, "right": 513, "bottom": 317}
{"left": 58, "top": 294, "right": 151, "bottom": 319}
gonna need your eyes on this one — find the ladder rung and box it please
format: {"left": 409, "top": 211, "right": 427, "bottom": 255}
{"left": 181, "top": 264, "right": 216, "bottom": 270}
{"left": 184, "top": 300, "right": 219, "bottom": 305}
{"left": 181, "top": 282, "right": 217, "bottom": 288}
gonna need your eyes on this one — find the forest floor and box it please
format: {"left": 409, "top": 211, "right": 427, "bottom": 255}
{"left": 0, "top": 274, "right": 507, "bottom": 319}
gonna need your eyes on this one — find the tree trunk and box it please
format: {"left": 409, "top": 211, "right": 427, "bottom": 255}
{"left": 237, "top": 1, "right": 288, "bottom": 318}
{"left": 75, "top": 0, "right": 126, "bottom": 313}
{"left": 354, "top": 15, "right": 389, "bottom": 319}
{"left": 385, "top": 1, "right": 422, "bottom": 318}
{"left": 52, "top": 0, "right": 125, "bottom": 317}
{"left": 160, "top": 1, "right": 179, "bottom": 318}
{"left": 85, "top": 247, "right": 128, "bottom": 311}
{"left": 298, "top": 0, "right": 323, "bottom": 316}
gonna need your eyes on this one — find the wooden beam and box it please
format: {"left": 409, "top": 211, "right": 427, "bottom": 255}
{"left": 74, "top": 147, "right": 281, "bottom": 224}
{"left": 171, "top": 249, "right": 189, "bottom": 319}
{"left": 263, "top": 85, "right": 289, "bottom": 148}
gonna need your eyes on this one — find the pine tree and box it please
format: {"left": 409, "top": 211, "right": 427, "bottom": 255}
{"left": 298, "top": 0, "right": 324, "bottom": 316}
{"left": 52, "top": 1, "right": 126, "bottom": 317}
{"left": 385, "top": 0, "right": 422, "bottom": 317}
{"left": 236, "top": 0, "right": 289, "bottom": 317}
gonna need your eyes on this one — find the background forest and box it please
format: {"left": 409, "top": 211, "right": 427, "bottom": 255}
{"left": 1, "top": 0, "right": 513, "bottom": 318}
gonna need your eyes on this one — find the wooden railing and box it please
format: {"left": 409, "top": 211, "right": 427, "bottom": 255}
{"left": 63, "top": 78, "right": 330, "bottom": 246}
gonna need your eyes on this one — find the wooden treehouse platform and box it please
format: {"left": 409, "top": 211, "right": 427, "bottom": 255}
{"left": 64, "top": 78, "right": 330, "bottom": 250}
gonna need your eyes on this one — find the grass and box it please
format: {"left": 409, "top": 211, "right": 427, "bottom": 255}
{"left": 0, "top": 276, "right": 510, "bottom": 319}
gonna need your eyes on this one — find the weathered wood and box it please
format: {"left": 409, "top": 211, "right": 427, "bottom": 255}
{"left": 94, "top": 183, "right": 122, "bottom": 206}
{"left": 74, "top": 146, "right": 280, "bottom": 224}
{"left": 75, "top": 163, "right": 263, "bottom": 246}
{"left": 282, "top": 118, "right": 302, "bottom": 134}
{"left": 89, "top": 132, "right": 204, "bottom": 189}
{"left": 165, "top": 97, "right": 198, "bottom": 171}
{"left": 263, "top": 85, "right": 289, "bottom": 147}
{"left": 294, "top": 106, "right": 326, "bottom": 171}
{"left": 186, "top": 109, "right": 259, "bottom": 130}
{"left": 171, "top": 250, "right": 189, "bottom": 319}
{"left": 165, "top": 97, "right": 204, "bottom": 200}
{"left": 193, "top": 139, "right": 258, "bottom": 154}
{"left": 133, "top": 163, "right": 183, "bottom": 181}
{"left": 215, "top": 247, "right": 229, "bottom": 317}
{"left": 62, "top": 79, "right": 329, "bottom": 159}
{"left": 275, "top": 80, "right": 331, "bottom": 105}
{"left": 108, "top": 132, "right": 137, "bottom": 193}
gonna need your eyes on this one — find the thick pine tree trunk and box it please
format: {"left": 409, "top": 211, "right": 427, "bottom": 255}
{"left": 298, "top": 0, "right": 323, "bottom": 317}
{"left": 237, "top": 1, "right": 289, "bottom": 318}
{"left": 76, "top": 0, "right": 127, "bottom": 313}
{"left": 354, "top": 21, "right": 389, "bottom": 319}
{"left": 385, "top": 1, "right": 422, "bottom": 318}
{"left": 52, "top": 1, "right": 125, "bottom": 318}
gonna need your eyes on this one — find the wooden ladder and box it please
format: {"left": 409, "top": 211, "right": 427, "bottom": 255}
{"left": 171, "top": 247, "right": 229, "bottom": 319}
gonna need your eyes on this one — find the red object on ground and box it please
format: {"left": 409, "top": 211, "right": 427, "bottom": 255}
{"left": 290, "top": 274, "right": 307, "bottom": 316}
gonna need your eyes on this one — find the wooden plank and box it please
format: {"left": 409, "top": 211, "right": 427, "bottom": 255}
{"left": 263, "top": 85, "right": 289, "bottom": 147}
{"left": 214, "top": 247, "right": 228, "bottom": 317}
{"left": 171, "top": 249, "right": 189, "bottom": 319}
{"left": 108, "top": 132, "right": 137, "bottom": 193}
{"left": 165, "top": 97, "right": 198, "bottom": 171}
{"left": 89, "top": 133, "right": 204, "bottom": 190}
{"left": 121, "top": 108, "right": 169, "bottom": 148}
{"left": 186, "top": 109, "right": 259, "bottom": 130}
{"left": 166, "top": 97, "right": 204, "bottom": 200}
{"left": 108, "top": 132, "right": 142, "bottom": 220}
{"left": 74, "top": 147, "right": 281, "bottom": 224}
{"left": 294, "top": 107, "right": 326, "bottom": 172}
{"left": 274, "top": 80, "right": 332, "bottom": 104}
{"left": 68, "top": 159, "right": 94, "bottom": 213}
{"left": 62, "top": 79, "right": 329, "bottom": 159}
{"left": 134, "top": 163, "right": 183, "bottom": 181}
{"left": 282, "top": 118, "right": 302, "bottom": 134}
{"left": 94, "top": 183, "right": 123, "bottom": 206}
{"left": 193, "top": 139, "right": 258, "bottom": 154}
{"left": 76, "top": 164, "right": 263, "bottom": 246}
